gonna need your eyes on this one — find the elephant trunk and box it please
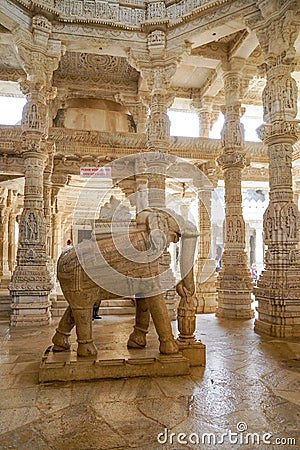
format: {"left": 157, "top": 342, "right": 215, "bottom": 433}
{"left": 176, "top": 220, "right": 198, "bottom": 297}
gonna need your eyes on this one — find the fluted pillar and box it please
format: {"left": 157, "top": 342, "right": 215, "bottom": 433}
{"left": 248, "top": 3, "right": 300, "bottom": 337}
{"left": 216, "top": 60, "right": 253, "bottom": 319}
{"left": 9, "top": 16, "right": 63, "bottom": 326}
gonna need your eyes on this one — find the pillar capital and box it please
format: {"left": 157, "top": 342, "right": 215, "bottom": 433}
{"left": 216, "top": 56, "right": 253, "bottom": 319}
{"left": 13, "top": 16, "right": 64, "bottom": 139}
{"left": 247, "top": 1, "right": 300, "bottom": 337}
{"left": 247, "top": 2, "right": 299, "bottom": 66}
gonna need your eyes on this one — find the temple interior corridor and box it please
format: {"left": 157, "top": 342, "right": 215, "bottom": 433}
{"left": 0, "top": 312, "right": 299, "bottom": 449}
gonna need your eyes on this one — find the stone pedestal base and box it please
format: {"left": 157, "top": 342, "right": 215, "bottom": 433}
{"left": 10, "top": 295, "right": 51, "bottom": 326}
{"left": 39, "top": 345, "right": 191, "bottom": 383}
{"left": 0, "top": 289, "right": 11, "bottom": 320}
{"left": 176, "top": 340, "right": 206, "bottom": 367}
{"left": 255, "top": 295, "right": 300, "bottom": 338}
{"left": 100, "top": 298, "right": 136, "bottom": 315}
{"left": 0, "top": 275, "right": 11, "bottom": 289}
{"left": 254, "top": 266, "right": 300, "bottom": 338}
{"left": 216, "top": 290, "right": 254, "bottom": 319}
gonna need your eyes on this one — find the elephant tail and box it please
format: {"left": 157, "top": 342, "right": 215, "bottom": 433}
{"left": 57, "top": 247, "right": 80, "bottom": 280}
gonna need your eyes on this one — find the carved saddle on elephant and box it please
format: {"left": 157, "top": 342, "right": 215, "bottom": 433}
{"left": 57, "top": 225, "right": 162, "bottom": 300}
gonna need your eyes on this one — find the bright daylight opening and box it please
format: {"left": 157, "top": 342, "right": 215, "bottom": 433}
{"left": 0, "top": 95, "right": 263, "bottom": 142}
{"left": 0, "top": 96, "right": 26, "bottom": 125}
{"left": 169, "top": 105, "right": 263, "bottom": 141}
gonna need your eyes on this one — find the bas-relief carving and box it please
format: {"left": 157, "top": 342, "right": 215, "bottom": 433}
{"left": 0, "top": 125, "right": 270, "bottom": 179}
{"left": 262, "top": 72, "right": 297, "bottom": 122}
{"left": 263, "top": 202, "right": 299, "bottom": 244}
{"left": 56, "top": 53, "right": 139, "bottom": 84}
{"left": 226, "top": 217, "right": 244, "bottom": 244}
{"left": 18, "top": 0, "right": 232, "bottom": 29}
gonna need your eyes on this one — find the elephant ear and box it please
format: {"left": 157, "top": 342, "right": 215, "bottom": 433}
{"left": 146, "top": 211, "right": 168, "bottom": 251}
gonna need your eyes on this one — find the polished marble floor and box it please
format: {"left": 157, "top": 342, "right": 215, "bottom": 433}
{"left": 0, "top": 312, "right": 299, "bottom": 450}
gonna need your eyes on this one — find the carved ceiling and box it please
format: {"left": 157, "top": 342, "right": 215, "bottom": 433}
{"left": 0, "top": 0, "right": 299, "bottom": 112}
{"left": 0, "top": 1, "right": 274, "bottom": 106}
{"left": 54, "top": 52, "right": 139, "bottom": 84}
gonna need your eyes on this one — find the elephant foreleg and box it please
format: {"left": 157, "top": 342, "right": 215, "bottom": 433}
{"left": 72, "top": 308, "right": 97, "bottom": 357}
{"left": 52, "top": 306, "right": 75, "bottom": 351}
{"left": 148, "top": 295, "right": 178, "bottom": 355}
{"left": 127, "top": 298, "right": 150, "bottom": 349}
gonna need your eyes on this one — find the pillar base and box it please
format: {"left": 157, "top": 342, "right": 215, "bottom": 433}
{"left": 216, "top": 289, "right": 254, "bottom": 319}
{"left": 216, "top": 305, "right": 254, "bottom": 319}
{"left": 176, "top": 340, "right": 206, "bottom": 366}
{"left": 254, "top": 268, "right": 300, "bottom": 337}
{"left": 254, "top": 318, "right": 300, "bottom": 338}
{"left": 0, "top": 274, "right": 11, "bottom": 289}
{"left": 10, "top": 295, "right": 51, "bottom": 327}
{"left": 255, "top": 296, "right": 300, "bottom": 338}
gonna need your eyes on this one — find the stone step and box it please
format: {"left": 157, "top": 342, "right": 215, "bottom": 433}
{"left": 99, "top": 306, "right": 135, "bottom": 315}
{"left": 101, "top": 299, "right": 135, "bottom": 308}
{"left": 0, "top": 294, "right": 11, "bottom": 319}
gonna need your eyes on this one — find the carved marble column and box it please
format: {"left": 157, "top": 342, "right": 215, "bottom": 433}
{"left": 216, "top": 61, "right": 254, "bottom": 319}
{"left": 146, "top": 66, "right": 174, "bottom": 207}
{"left": 9, "top": 15, "right": 63, "bottom": 326}
{"left": 249, "top": 5, "right": 300, "bottom": 337}
{"left": 195, "top": 164, "right": 218, "bottom": 313}
{"left": 0, "top": 201, "right": 11, "bottom": 285}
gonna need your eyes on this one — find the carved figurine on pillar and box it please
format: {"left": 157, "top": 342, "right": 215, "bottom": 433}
{"left": 216, "top": 60, "right": 254, "bottom": 319}
{"left": 9, "top": 15, "right": 63, "bottom": 326}
{"left": 247, "top": 5, "right": 300, "bottom": 337}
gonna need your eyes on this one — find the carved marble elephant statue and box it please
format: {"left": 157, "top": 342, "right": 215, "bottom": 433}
{"left": 52, "top": 208, "right": 198, "bottom": 357}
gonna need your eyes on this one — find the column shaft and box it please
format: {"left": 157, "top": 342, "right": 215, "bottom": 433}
{"left": 196, "top": 189, "right": 218, "bottom": 313}
{"left": 255, "top": 54, "right": 300, "bottom": 337}
{"left": 216, "top": 67, "right": 253, "bottom": 319}
{"left": 9, "top": 16, "right": 62, "bottom": 326}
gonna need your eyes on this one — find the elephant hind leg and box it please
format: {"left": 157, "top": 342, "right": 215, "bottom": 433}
{"left": 127, "top": 298, "right": 150, "bottom": 349}
{"left": 148, "top": 295, "right": 179, "bottom": 355}
{"left": 72, "top": 308, "right": 97, "bottom": 357}
{"left": 52, "top": 306, "right": 75, "bottom": 352}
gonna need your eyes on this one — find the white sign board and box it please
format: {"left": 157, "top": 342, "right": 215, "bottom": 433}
{"left": 80, "top": 167, "right": 112, "bottom": 178}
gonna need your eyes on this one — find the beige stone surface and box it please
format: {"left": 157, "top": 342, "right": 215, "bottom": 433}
{"left": 0, "top": 313, "right": 299, "bottom": 449}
